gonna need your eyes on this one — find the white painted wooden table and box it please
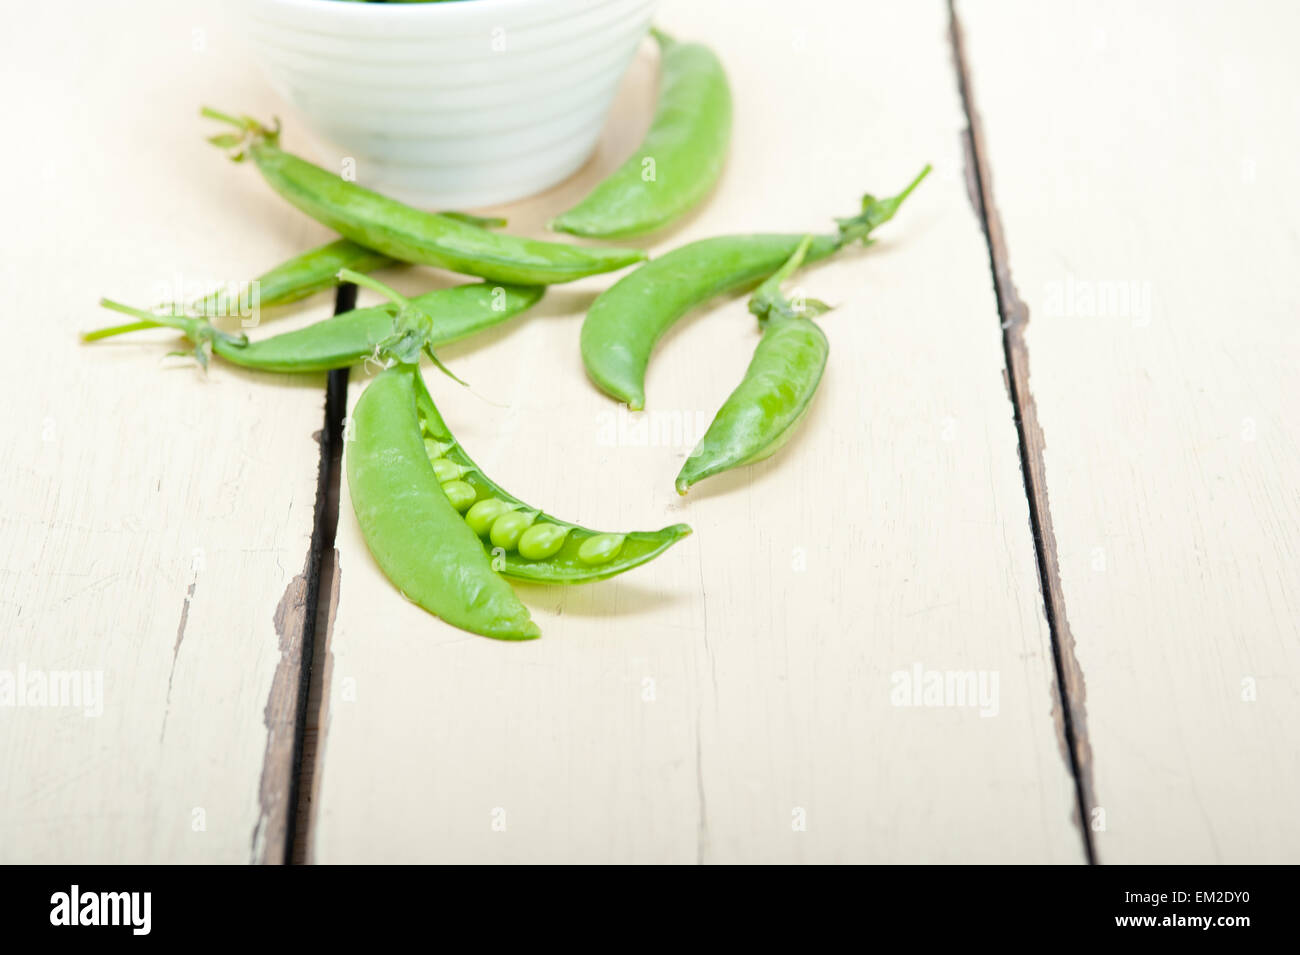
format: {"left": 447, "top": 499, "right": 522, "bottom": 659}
{"left": 1, "top": 0, "right": 1295, "bottom": 864}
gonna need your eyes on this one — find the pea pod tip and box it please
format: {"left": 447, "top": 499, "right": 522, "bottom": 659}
{"left": 498, "top": 622, "right": 542, "bottom": 642}
{"left": 547, "top": 214, "right": 627, "bottom": 240}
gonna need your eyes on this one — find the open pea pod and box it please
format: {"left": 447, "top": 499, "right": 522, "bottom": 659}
{"left": 349, "top": 365, "right": 539, "bottom": 641}
{"left": 408, "top": 370, "right": 691, "bottom": 584}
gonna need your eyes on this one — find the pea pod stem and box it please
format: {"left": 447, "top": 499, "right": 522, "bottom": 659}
{"left": 81, "top": 318, "right": 163, "bottom": 342}
{"left": 749, "top": 235, "right": 830, "bottom": 325}
{"left": 335, "top": 268, "right": 466, "bottom": 386}
{"left": 200, "top": 106, "right": 250, "bottom": 130}
{"left": 87, "top": 281, "right": 544, "bottom": 375}
{"left": 91, "top": 298, "right": 248, "bottom": 370}
{"left": 834, "top": 164, "right": 932, "bottom": 247}
{"left": 337, "top": 268, "right": 412, "bottom": 308}
{"left": 93, "top": 298, "right": 245, "bottom": 347}
{"left": 752, "top": 235, "right": 814, "bottom": 312}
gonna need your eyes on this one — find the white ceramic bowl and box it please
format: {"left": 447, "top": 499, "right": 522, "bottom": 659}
{"left": 244, "top": 0, "right": 658, "bottom": 207}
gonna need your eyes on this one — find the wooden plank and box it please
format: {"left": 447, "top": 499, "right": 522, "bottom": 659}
{"left": 955, "top": 0, "right": 1300, "bottom": 862}
{"left": 0, "top": 0, "right": 337, "bottom": 862}
{"left": 308, "top": 0, "right": 1082, "bottom": 863}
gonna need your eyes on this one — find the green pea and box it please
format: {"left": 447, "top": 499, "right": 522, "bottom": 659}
{"left": 578, "top": 534, "right": 625, "bottom": 566}
{"left": 410, "top": 373, "right": 689, "bottom": 583}
{"left": 431, "top": 458, "right": 470, "bottom": 483}
{"left": 440, "top": 480, "right": 476, "bottom": 513}
{"left": 517, "top": 523, "right": 569, "bottom": 560}
{"left": 489, "top": 511, "right": 536, "bottom": 551}
{"left": 465, "top": 498, "right": 517, "bottom": 537}
{"left": 424, "top": 436, "right": 453, "bottom": 457}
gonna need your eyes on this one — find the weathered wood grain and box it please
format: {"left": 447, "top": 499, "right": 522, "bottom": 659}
{"left": 0, "top": 0, "right": 336, "bottom": 863}
{"left": 309, "top": 0, "right": 1081, "bottom": 863}
{"left": 956, "top": 0, "right": 1300, "bottom": 862}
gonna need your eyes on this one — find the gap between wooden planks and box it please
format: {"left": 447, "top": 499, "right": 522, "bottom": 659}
{"left": 0, "top": 0, "right": 344, "bottom": 865}
{"left": 297, "top": 0, "right": 1083, "bottom": 865}
{"left": 952, "top": 0, "right": 1300, "bottom": 862}
{"left": 948, "top": 0, "right": 1097, "bottom": 865}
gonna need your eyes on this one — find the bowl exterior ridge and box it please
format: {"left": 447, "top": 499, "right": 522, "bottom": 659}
{"left": 245, "top": 0, "right": 659, "bottom": 206}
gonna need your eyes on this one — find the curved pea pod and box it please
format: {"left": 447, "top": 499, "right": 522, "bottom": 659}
{"left": 580, "top": 166, "right": 929, "bottom": 410}
{"left": 347, "top": 366, "right": 540, "bottom": 641}
{"left": 550, "top": 31, "right": 732, "bottom": 238}
{"left": 676, "top": 319, "right": 828, "bottom": 494}
{"left": 189, "top": 213, "right": 506, "bottom": 317}
{"left": 192, "top": 238, "right": 394, "bottom": 317}
{"left": 203, "top": 109, "right": 646, "bottom": 286}
{"left": 411, "top": 373, "right": 691, "bottom": 584}
{"left": 90, "top": 283, "right": 543, "bottom": 373}
{"left": 676, "top": 235, "right": 832, "bottom": 495}
{"left": 581, "top": 233, "right": 836, "bottom": 410}
{"left": 212, "top": 283, "right": 541, "bottom": 372}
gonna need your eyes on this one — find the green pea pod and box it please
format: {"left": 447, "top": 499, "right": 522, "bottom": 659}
{"left": 348, "top": 366, "right": 541, "bottom": 641}
{"left": 203, "top": 108, "right": 647, "bottom": 286}
{"left": 410, "top": 371, "right": 692, "bottom": 583}
{"left": 580, "top": 166, "right": 930, "bottom": 410}
{"left": 550, "top": 30, "right": 732, "bottom": 238}
{"left": 89, "top": 282, "right": 543, "bottom": 373}
{"left": 676, "top": 236, "right": 831, "bottom": 494}
{"left": 159, "top": 269, "right": 689, "bottom": 581}
{"left": 168, "top": 213, "right": 502, "bottom": 318}
{"left": 188, "top": 217, "right": 501, "bottom": 317}
{"left": 192, "top": 238, "right": 393, "bottom": 317}
{"left": 437, "top": 211, "right": 509, "bottom": 230}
